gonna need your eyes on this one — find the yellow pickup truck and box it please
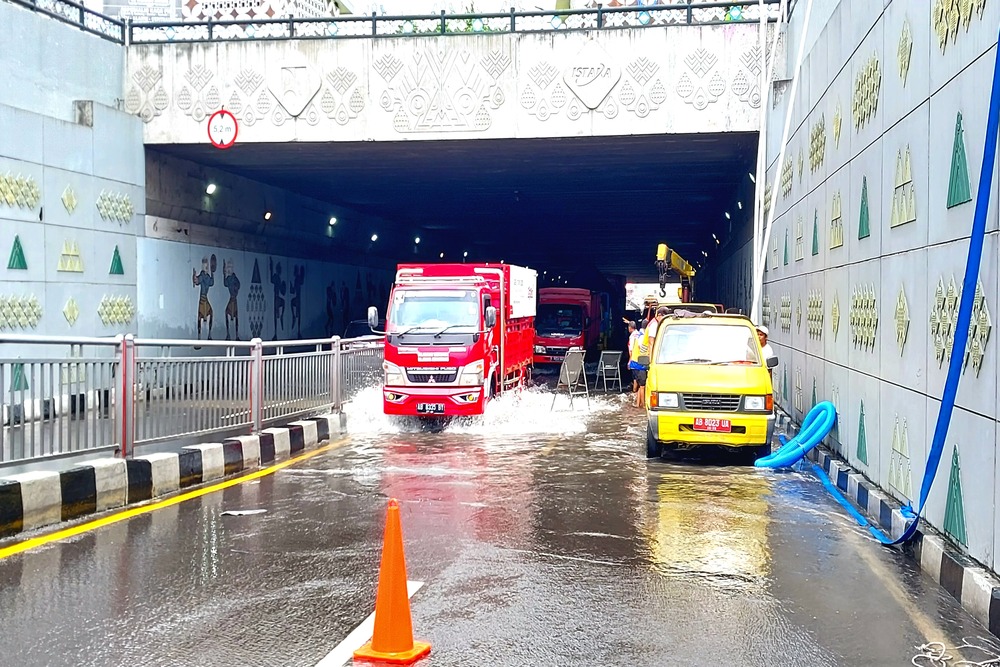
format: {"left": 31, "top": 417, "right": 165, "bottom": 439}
{"left": 644, "top": 312, "right": 777, "bottom": 462}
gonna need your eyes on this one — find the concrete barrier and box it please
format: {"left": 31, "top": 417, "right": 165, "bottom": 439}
{"left": 0, "top": 414, "right": 345, "bottom": 540}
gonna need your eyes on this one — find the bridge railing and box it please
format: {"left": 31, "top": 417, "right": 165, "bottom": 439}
{"left": 127, "top": 2, "right": 785, "bottom": 44}
{"left": 0, "top": 334, "right": 384, "bottom": 466}
{"left": 6, "top": 0, "right": 125, "bottom": 42}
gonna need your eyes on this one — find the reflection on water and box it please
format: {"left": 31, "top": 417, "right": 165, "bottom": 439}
{"left": 644, "top": 466, "right": 773, "bottom": 592}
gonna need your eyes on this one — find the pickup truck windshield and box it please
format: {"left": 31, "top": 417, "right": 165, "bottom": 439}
{"left": 655, "top": 324, "right": 760, "bottom": 365}
{"left": 387, "top": 289, "right": 480, "bottom": 333}
{"left": 536, "top": 304, "right": 583, "bottom": 336}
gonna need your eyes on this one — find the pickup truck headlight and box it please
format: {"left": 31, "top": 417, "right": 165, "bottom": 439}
{"left": 383, "top": 361, "right": 404, "bottom": 385}
{"left": 652, "top": 392, "right": 679, "bottom": 409}
{"left": 534, "top": 345, "right": 546, "bottom": 354}
{"left": 744, "top": 395, "right": 772, "bottom": 411}
{"left": 458, "top": 360, "right": 484, "bottom": 386}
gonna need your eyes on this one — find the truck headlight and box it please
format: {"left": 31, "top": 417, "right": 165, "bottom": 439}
{"left": 658, "top": 392, "right": 679, "bottom": 408}
{"left": 383, "top": 361, "right": 404, "bottom": 385}
{"left": 534, "top": 345, "right": 546, "bottom": 354}
{"left": 458, "top": 360, "right": 484, "bottom": 386}
{"left": 744, "top": 395, "right": 769, "bottom": 411}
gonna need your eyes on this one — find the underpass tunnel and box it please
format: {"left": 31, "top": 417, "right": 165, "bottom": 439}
{"left": 148, "top": 131, "right": 761, "bottom": 331}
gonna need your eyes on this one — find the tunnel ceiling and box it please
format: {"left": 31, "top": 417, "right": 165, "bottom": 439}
{"left": 152, "top": 132, "right": 757, "bottom": 282}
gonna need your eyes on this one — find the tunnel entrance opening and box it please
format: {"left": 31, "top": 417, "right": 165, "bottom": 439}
{"left": 150, "top": 132, "right": 758, "bottom": 287}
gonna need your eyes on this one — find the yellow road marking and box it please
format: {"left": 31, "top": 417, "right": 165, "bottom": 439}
{"left": 0, "top": 437, "right": 349, "bottom": 561}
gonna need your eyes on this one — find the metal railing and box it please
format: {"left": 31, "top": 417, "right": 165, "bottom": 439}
{"left": 6, "top": 0, "right": 125, "bottom": 42}
{"left": 128, "top": 2, "right": 785, "bottom": 44}
{"left": 0, "top": 334, "right": 384, "bottom": 466}
{"left": 4, "top": 0, "right": 786, "bottom": 46}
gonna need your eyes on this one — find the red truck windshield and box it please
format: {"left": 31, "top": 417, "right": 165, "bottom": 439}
{"left": 536, "top": 304, "right": 583, "bottom": 336}
{"left": 388, "top": 289, "right": 480, "bottom": 333}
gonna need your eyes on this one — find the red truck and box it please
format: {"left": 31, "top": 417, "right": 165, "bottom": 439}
{"left": 532, "top": 287, "right": 602, "bottom": 364}
{"left": 368, "top": 263, "right": 537, "bottom": 418}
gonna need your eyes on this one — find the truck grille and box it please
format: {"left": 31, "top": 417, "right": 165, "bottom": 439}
{"left": 545, "top": 347, "right": 569, "bottom": 358}
{"left": 682, "top": 393, "right": 741, "bottom": 412}
{"left": 406, "top": 370, "right": 458, "bottom": 384}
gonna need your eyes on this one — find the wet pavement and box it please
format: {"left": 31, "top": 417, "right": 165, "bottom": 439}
{"left": 0, "top": 385, "right": 991, "bottom": 666}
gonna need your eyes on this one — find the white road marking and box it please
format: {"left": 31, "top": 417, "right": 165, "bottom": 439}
{"left": 315, "top": 581, "right": 425, "bottom": 667}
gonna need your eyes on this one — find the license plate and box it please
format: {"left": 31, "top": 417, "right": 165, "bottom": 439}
{"left": 693, "top": 417, "right": 732, "bottom": 433}
{"left": 417, "top": 403, "right": 445, "bottom": 414}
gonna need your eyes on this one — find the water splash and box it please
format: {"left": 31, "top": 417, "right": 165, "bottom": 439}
{"left": 343, "top": 384, "right": 621, "bottom": 437}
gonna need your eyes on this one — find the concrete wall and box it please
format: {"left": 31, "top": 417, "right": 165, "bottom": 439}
{"left": 0, "top": 2, "right": 143, "bottom": 349}
{"left": 126, "top": 22, "right": 773, "bottom": 143}
{"left": 141, "top": 152, "right": 394, "bottom": 340}
{"left": 762, "top": 0, "right": 1000, "bottom": 570}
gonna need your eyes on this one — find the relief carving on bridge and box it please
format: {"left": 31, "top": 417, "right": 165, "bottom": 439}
{"left": 224, "top": 68, "right": 268, "bottom": 127}
{"left": 266, "top": 61, "right": 322, "bottom": 125}
{"left": 375, "top": 47, "right": 511, "bottom": 133}
{"left": 176, "top": 64, "right": 221, "bottom": 122}
{"left": 562, "top": 41, "right": 621, "bottom": 112}
{"left": 676, "top": 47, "right": 727, "bottom": 110}
{"left": 520, "top": 61, "right": 581, "bottom": 121}
{"left": 732, "top": 46, "right": 763, "bottom": 109}
{"left": 617, "top": 57, "right": 667, "bottom": 118}
{"left": 322, "top": 67, "right": 365, "bottom": 125}
{"left": 125, "top": 64, "right": 170, "bottom": 123}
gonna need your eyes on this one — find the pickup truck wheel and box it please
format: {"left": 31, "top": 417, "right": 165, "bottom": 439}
{"left": 646, "top": 422, "right": 661, "bottom": 459}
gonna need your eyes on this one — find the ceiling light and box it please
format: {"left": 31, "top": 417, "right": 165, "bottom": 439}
{"left": 702, "top": 250, "right": 708, "bottom": 257}
{"left": 264, "top": 211, "right": 272, "bottom": 221}
{"left": 463, "top": 251, "right": 468, "bottom": 257}
{"left": 737, "top": 201, "right": 742, "bottom": 209}
{"left": 329, "top": 217, "right": 337, "bottom": 226}
{"left": 440, "top": 252, "right": 445, "bottom": 258}
{"left": 724, "top": 212, "right": 731, "bottom": 219}
{"left": 748, "top": 172, "right": 756, "bottom": 183}
{"left": 414, "top": 236, "right": 420, "bottom": 244}
{"left": 712, "top": 233, "right": 718, "bottom": 240}
{"left": 371, "top": 233, "right": 378, "bottom": 242}
{"left": 206, "top": 183, "right": 217, "bottom": 195}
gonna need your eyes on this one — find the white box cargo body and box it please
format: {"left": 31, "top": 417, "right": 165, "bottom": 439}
{"left": 508, "top": 265, "right": 537, "bottom": 319}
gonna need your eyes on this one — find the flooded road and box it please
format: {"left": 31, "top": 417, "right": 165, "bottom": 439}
{"left": 0, "top": 386, "right": 991, "bottom": 666}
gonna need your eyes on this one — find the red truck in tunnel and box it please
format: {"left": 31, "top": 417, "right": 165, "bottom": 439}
{"left": 532, "top": 287, "right": 602, "bottom": 364}
{"left": 369, "top": 263, "right": 537, "bottom": 418}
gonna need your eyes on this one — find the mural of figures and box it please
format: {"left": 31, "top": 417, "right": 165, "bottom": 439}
{"left": 223, "top": 259, "right": 241, "bottom": 340}
{"left": 326, "top": 280, "right": 338, "bottom": 336}
{"left": 270, "top": 258, "right": 287, "bottom": 340}
{"left": 192, "top": 254, "right": 216, "bottom": 339}
{"left": 247, "top": 258, "right": 266, "bottom": 338}
{"left": 340, "top": 281, "right": 351, "bottom": 332}
{"left": 290, "top": 264, "right": 305, "bottom": 339}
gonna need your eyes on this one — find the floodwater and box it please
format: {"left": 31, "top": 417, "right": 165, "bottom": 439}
{"left": 0, "top": 383, "right": 990, "bottom": 666}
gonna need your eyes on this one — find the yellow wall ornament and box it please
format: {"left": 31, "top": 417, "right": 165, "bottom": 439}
{"left": 853, "top": 53, "right": 881, "bottom": 131}
{"left": 809, "top": 115, "right": 826, "bottom": 172}
{"left": 898, "top": 19, "right": 913, "bottom": 85}
{"left": 830, "top": 191, "right": 844, "bottom": 248}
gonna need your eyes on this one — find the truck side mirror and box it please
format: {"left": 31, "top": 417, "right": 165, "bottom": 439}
{"left": 367, "top": 306, "right": 379, "bottom": 331}
{"left": 766, "top": 355, "right": 778, "bottom": 369}
{"left": 585, "top": 316, "right": 591, "bottom": 327}
{"left": 484, "top": 306, "right": 497, "bottom": 329}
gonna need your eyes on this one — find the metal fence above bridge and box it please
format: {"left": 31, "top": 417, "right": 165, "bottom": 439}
{"left": 5, "top": 0, "right": 788, "bottom": 46}
{"left": 0, "top": 334, "right": 384, "bottom": 466}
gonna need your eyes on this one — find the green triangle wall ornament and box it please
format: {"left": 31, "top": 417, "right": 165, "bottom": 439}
{"left": 11, "top": 362, "right": 29, "bottom": 391}
{"left": 8, "top": 235, "right": 27, "bottom": 270}
{"left": 859, "top": 176, "right": 871, "bottom": 239}
{"left": 943, "top": 447, "right": 968, "bottom": 546}
{"left": 857, "top": 399, "right": 868, "bottom": 465}
{"left": 812, "top": 211, "right": 819, "bottom": 256}
{"left": 109, "top": 245, "right": 125, "bottom": 276}
{"left": 948, "top": 111, "right": 973, "bottom": 208}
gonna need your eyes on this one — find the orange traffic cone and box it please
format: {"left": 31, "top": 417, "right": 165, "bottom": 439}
{"left": 353, "top": 498, "right": 431, "bottom": 664}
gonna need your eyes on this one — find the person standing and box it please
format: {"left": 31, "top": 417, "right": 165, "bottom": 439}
{"left": 628, "top": 319, "right": 650, "bottom": 408}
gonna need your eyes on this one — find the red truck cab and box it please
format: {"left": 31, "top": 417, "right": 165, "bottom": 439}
{"left": 532, "top": 287, "right": 602, "bottom": 364}
{"left": 369, "top": 263, "right": 536, "bottom": 418}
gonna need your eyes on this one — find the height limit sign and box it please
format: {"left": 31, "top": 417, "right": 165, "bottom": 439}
{"left": 207, "top": 109, "right": 238, "bottom": 149}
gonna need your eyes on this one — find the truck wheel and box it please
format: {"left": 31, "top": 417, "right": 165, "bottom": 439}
{"left": 646, "top": 422, "right": 661, "bottom": 459}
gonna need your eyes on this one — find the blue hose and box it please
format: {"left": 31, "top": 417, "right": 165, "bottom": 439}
{"left": 876, "top": 27, "right": 1000, "bottom": 546}
{"left": 755, "top": 401, "right": 837, "bottom": 468}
